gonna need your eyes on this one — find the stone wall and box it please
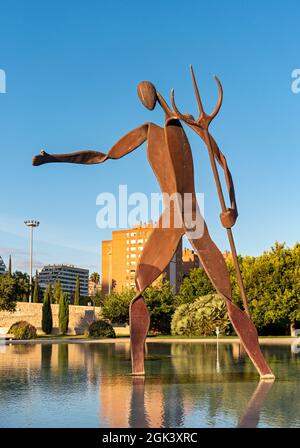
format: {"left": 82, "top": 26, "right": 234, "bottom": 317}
{"left": 0, "top": 302, "right": 101, "bottom": 335}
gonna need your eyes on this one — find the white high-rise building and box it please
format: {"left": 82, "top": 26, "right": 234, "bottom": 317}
{"left": 39, "top": 264, "right": 89, "bottom": 297}
{"left": 0, "top": 256, "right": 7, "bottom": 275}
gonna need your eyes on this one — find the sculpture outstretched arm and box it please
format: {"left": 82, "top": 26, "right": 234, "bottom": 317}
{"left": 32, "top": 124, "right": 149, "bottom": 166}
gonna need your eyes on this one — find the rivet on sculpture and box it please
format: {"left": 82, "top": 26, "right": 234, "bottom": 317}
{"left": 32, "top": 65, "right": 275, "bottom": 379}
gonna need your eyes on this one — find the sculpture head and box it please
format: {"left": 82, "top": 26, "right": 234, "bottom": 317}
{"left": 137, "top": 81, "right": 157, "bottom": 110}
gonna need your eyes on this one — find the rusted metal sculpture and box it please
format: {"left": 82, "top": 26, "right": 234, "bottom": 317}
{"left": 238, "top": 380, "right": 274, "bottom": 428}
{"left": 32, "top": 66, "right": 274, "bottom": 379}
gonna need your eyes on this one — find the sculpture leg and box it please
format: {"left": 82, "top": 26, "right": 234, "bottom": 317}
{"left": 130, "top": 207, "right": 184, "bottom": 375}
{"left": 237, "top": 380, "right": 274, "bottom": 428}
{"left": 188, "top": 222, "right": 275, "bottom": 379}
{"left": 130, "top": 294, "right": 150, "bottom": 375}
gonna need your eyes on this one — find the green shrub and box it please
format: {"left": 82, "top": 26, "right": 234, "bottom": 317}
{"left": 9, "top": 321, "right": 37, "bottom": 340}
{"left": 171, "top": 294, "right": 231, "bottom": 337}
{"left": 86, "top": 320, "right": 116, "bottom": 338}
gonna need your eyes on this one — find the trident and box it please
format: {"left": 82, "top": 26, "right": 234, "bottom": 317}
{"left": 171, "top": 65, "right": 250, "bottom": 317}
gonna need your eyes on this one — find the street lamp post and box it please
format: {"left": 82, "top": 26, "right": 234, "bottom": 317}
{"left": 24, "top": 220, "right": 40, "bottom": 302}
{"left": 216, "top": 326, "right": 220, "bottom": 373}
{"left": 108, "top": 251, "right": 112, "bottom": 295}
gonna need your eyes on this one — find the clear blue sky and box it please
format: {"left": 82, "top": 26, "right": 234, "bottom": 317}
{"left": 0, "top": 0, "right": 299, "bottom": 274}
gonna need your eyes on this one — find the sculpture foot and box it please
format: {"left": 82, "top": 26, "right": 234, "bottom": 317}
{"left": 226, "top": 300, "right": 275, "bottom": 379}
{"left": 130, "top": 295, "right": 150, "bottom": 376}
{"left": 260, "top": 374, "right": 275, "bottom": 380}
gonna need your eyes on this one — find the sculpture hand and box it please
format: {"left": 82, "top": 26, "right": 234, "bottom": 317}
{"left": 220, "top": 208, "right": 237, "bottom": 228}
{"left": 32, "top": 149, "right": 108, "bottom": 166}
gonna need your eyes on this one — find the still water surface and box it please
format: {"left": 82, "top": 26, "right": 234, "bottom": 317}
{"left": 0, "top": 341, "right": 299, "bottom": 428}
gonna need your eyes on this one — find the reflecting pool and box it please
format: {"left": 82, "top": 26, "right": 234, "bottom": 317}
{"left": 0, "top": 341, "right": 299, "bottom": 428}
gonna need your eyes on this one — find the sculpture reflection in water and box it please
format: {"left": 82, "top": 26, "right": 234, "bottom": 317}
{"left": 127, "top": 379, "right": 274, "bottom": 429}
{"left": 237, "top": 380, "right": 274, "bottom": 428}
{"left": 32, "top": 66, "right": 274, "bottom": 379}
{"left": 127, "top": 344, "right": 274, "bottom": 428}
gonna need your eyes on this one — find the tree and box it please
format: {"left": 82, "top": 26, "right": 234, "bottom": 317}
{"left": 144, "top": 278, "right": 175, "bottom": 333}
{"left": 58, "top": 291, "right": 69, "bottom": 335}
{"left": 102, "top": 279, "right": 175, "bottom": 334}
{"left": 13, "top": 271, "right": 30, "bottom": 302}
{"left": 53, "top": 281, "right": 62, "bottom": 304}
{"left": 74, "top": 274, "right": 81, "bottom": 305}
{"left": 8, "top": 255, "right": 12, "bottom": 277}
{"left": 102, "top": 289, "right": 135, "bottom": 324}
{"left": 175, "top": 268, "right": 215, "bottom": 306}
{"left": 90, "top": 272, "right": 100, "bottom": 286}
{"left": 228, "top": 242, "right": 300, "bottom": 335}
{"left": 0, "top": 274, "right": 16, "bottom": 312}
{"left": 171, "top": 293, "right": 231, "bottom": 336}
{"left": 33, "top": 270, "right": 39, "bottom": 303}
{"left": 42, "top": 286, "right": 53, "bottom": 334}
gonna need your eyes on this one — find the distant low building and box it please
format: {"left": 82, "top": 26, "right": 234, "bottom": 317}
{"left": 182, "top": 248, "right": 200, "bottom": 278}
{"left": 223, "top": 250, "right": 233, "bottom": 261}
{"left": 39, "top": 264, "right": 89, "bottom": 297}
{"left": 0, "top": 256, "right": 7, "bottom": 275}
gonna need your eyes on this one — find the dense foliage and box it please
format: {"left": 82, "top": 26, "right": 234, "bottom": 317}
{"left": 9, "top": 321, "right": 37, "bottom": 340}
{"left": 0, "top": 274, "right": 16, "bottom": 312}
{"left": 176, "top": 242, "right": 300, "bottom": 335}
{"left": 171, "top": 294, "right": 231, "bottom": 336}
{"left": 87, "top": 319, "right": 116, "bottom": 338}
{"left": 102, "top": 279, "right": 175, "bottom": 333}
{"left": 13, "top": 271, "right": 30, "bottom": 302}
{"left": 144, "top": 279, "right": 175, "bottom": 333}
{"left": 230, "top": 242, "right": 300, "bottom": 335}
{"left": 175, "top": 268, "right": 214, "bottom": 306}
{"left": 102, "top": 289, "right": 134, "bottom": 324}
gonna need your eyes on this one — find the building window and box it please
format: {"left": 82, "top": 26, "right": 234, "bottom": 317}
{"left": 130, "top": 239, "right": 136, "bottom": 244}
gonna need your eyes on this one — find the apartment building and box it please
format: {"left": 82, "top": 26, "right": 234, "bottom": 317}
{"left": 101, "top": 222, "right": 183, "bottom": 295}
{"left": 39, "top": 264, "right": 89, "bottom": 297}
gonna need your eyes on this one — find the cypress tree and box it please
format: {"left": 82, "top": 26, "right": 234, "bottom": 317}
{"left": 33, "top": 270, "right": 39, "bottom": 303}
{"left": 48, "top": 284, "right": 53, "bottom": 303}
{"left": 8, "top": 255, "right": 12, "bottom": 277}
{"left": 53, "top": 281, "right": 62, "bottom": 304}
{"left": 59, "top": 291, "right": 69, "bottom": 335}
{"left": 74, "top": 274, "right": 81, "bottom": 305}
{"left": 42, "top": 286, "right": 53, "bottom": 334}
